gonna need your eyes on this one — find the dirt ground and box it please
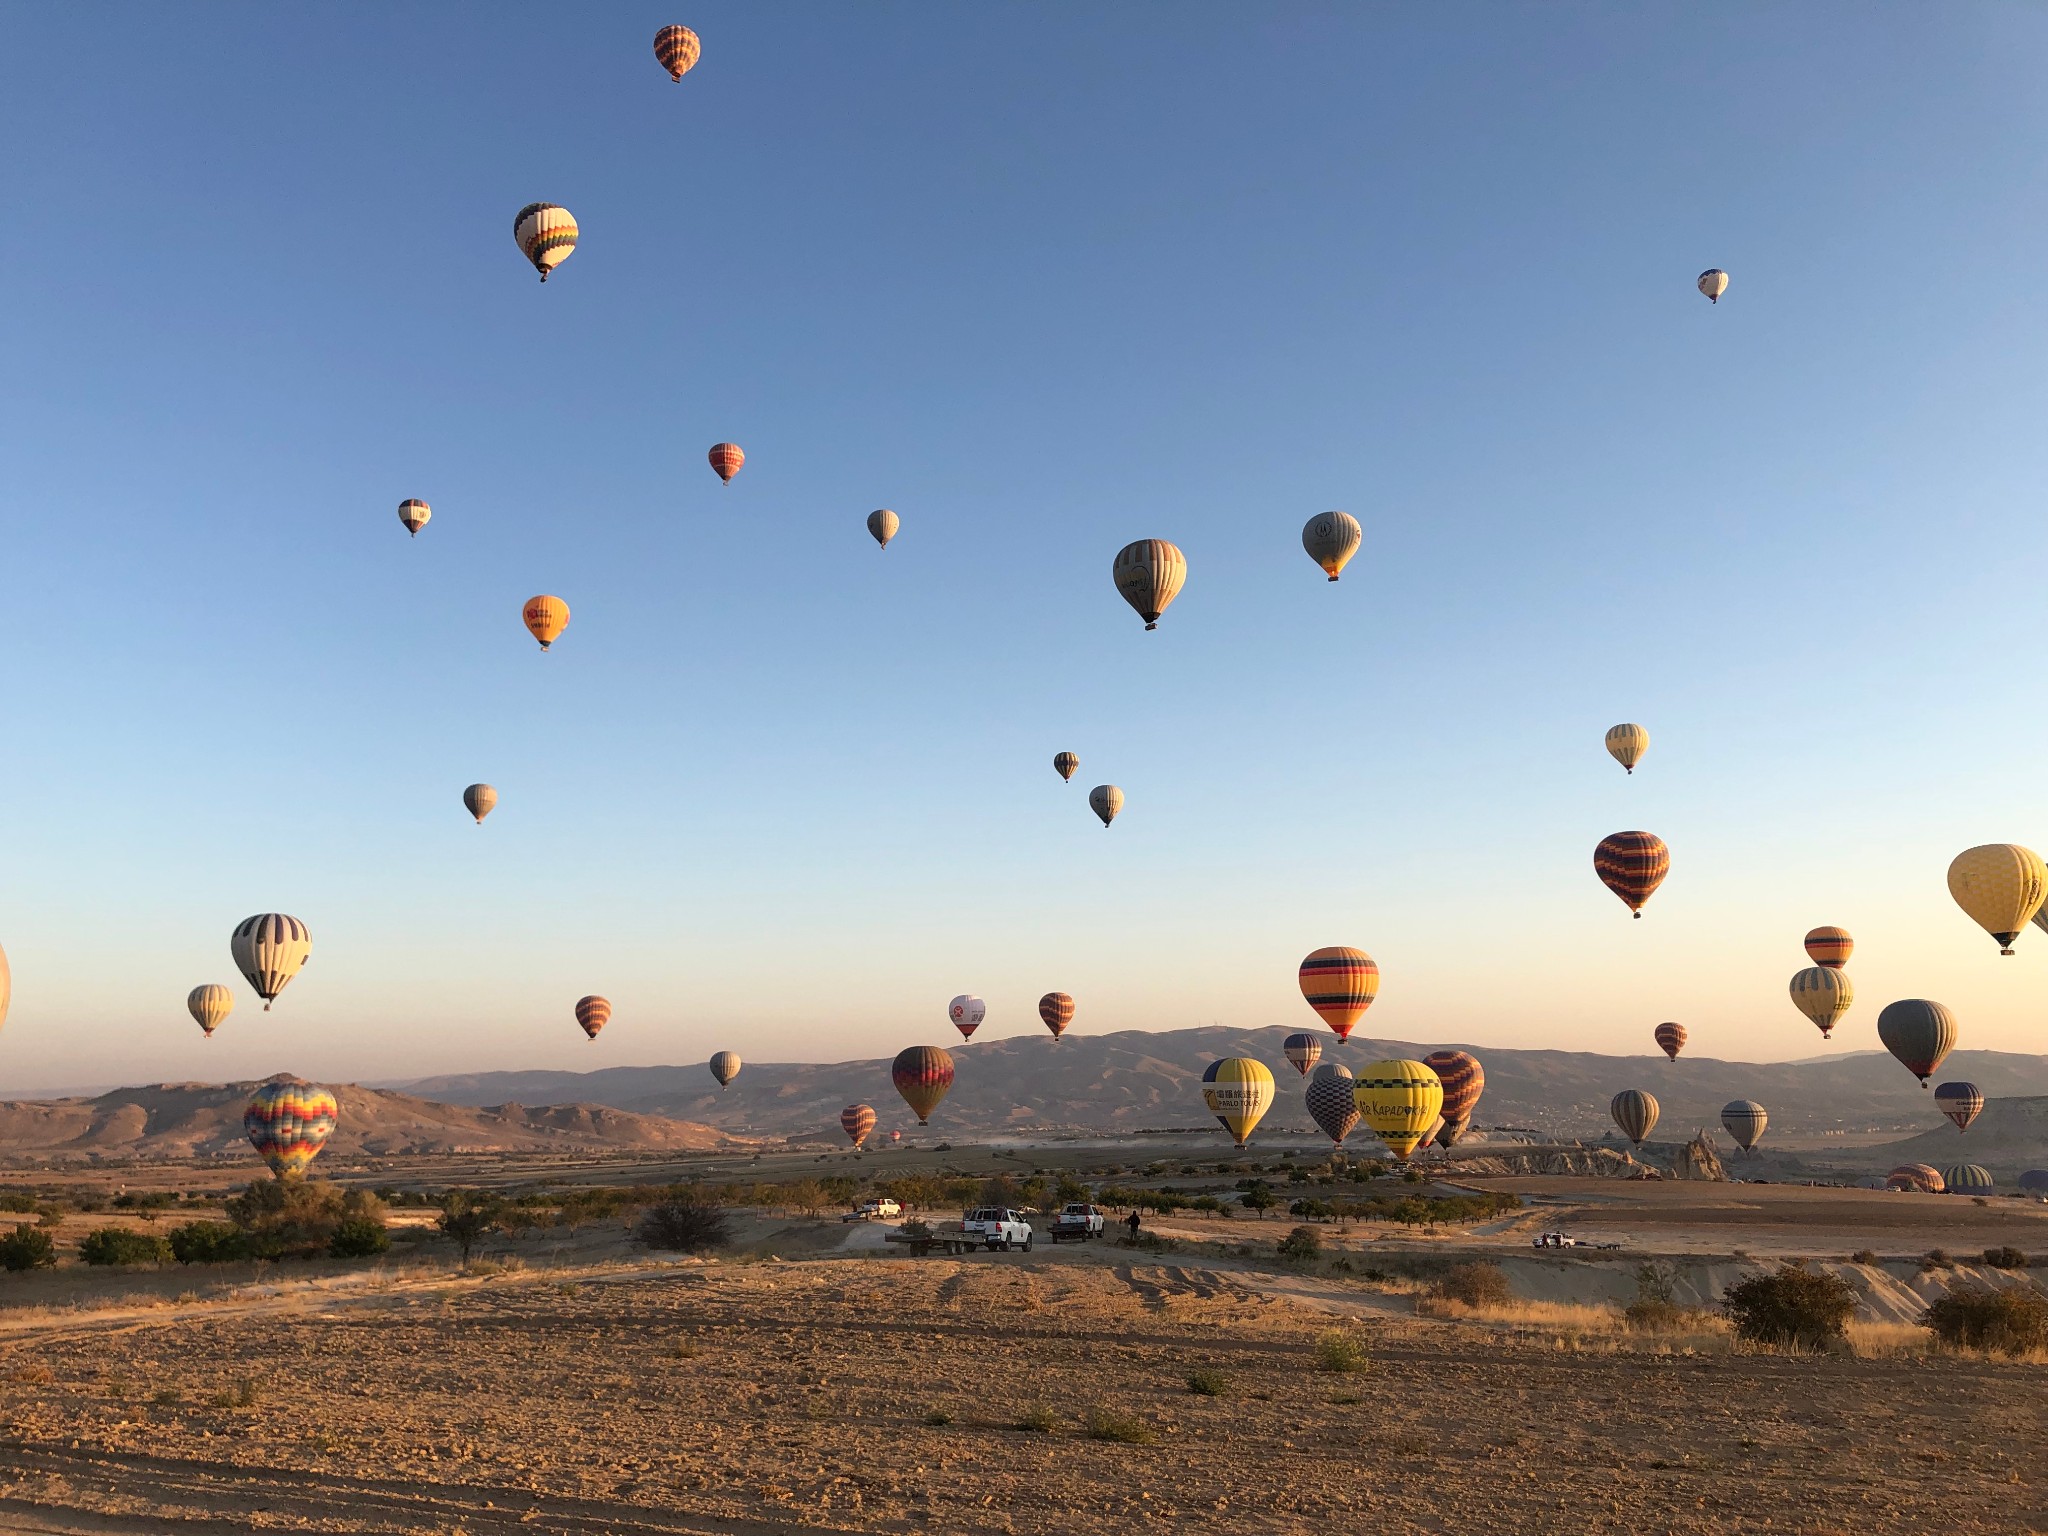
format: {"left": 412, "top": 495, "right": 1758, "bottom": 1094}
{"left": 0, "top": 1244, "right": 2043, "bottom": 1536}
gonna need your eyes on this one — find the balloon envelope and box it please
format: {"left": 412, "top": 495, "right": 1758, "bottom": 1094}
{"left": 1933, "top": 1081, "right": 1983, "bottom": 1133}
{"left": 1053, "top": 752, "right": 1079, "bottom": 782}
{"left": 244, "top": 1076, "right": 338, "bottom": 1178}
{"left": 1789, "top": 967, "right": 1853, "bottom": 1038}
{"left": 1594, "top": 832, "right": 1669, "bottom": 917}
{"left": 709, "top": 1051, "right": 741, "bottom": 1088}
{"left": 1297, "top": 947, "right": 1379, "bottom": 1040}
{"left": 397, "top": 499, "right": 430, "bottom": 536}
{"left": 1720, "top": 1100, "right": 1768, "bottom": 1152}
{"left": 1421, "top": 1052, "right": 1483, "bottom": 1147}
{"left": 947, "top": 995, "right": 985, "bottom": 1040}
{"left": 187, "top": 984, "right": 233, "bottom": 1037}
{"left": 1944, "top": 1163, "right": 1994, "bottom": 1192}
{"left": 463, "top": 783, "right": 497, "bottom": 824}
{"left": 2017, "top": 1170, "right": 2048, "bottom": 1194}
{"left": 709, "top": 442, "right": 745, "bottom": 483}
{"left": 1301, "top": 512, "right": 1362, "bottom": 581}
{"left": 892, "top": 1045, "right": 955, "bottom": 1124}
{"left": 1887, "top": 1164, "right": 1943, "bottom": 1193}
{"left": 1283, "top": 1032, "right": 1323, "bottom": 1077}
{"left": 1112, "top": 539, "right": 1186, "bottom": 630}
{"left": 523, "top": 595, "right": 569, "bottom": 649}
{"left": 1610, "top": 1089, "right": 1659, "bottom": 1147}
{"left": 514, "top": 202, "right": 577, "bottom": 281}
{"left": 1088, "top": 785, "right": 1123, "bottom": 827}
{"left": 575, "top": 995, "right": 610, "bottom": 1041}
{"left": 1947, "top": 844, "right": 2047, "bottom": 954}
{"left": 867, "top": 509, "right": 899, "bottom": 548}
{"left": 1304, "top": 1065, "right": 1359, "bottom": 1147}
{"left": 1352, "top": 1060, "right": 1443, "bottom": 1160}
{"left": 1604, "top": 723, "right": 1648, "bottom": 774}
{"left": 1876, "top": 998, "right": 1956, "bottom": 1085}
{"left": 1803, "top": 926, "right": 1852, "bottom": 968}
{"left": 1653, "top": 1022, "right": 1686, "bottom": 1061}
{"left": 1698, "top": 268, "right": 1728, "bottom": 301}
{"left": 840, "top": 1103, "right": 877, "bottom": 1148}
{"left": 653, "top": 24, "right": 701, "bottom": 80}
{"left": 1200, "top": 1057, "right": 1275, "bottom": 1146}
{"left": 1038, "top": 992, "right": 1073, "bottom": 1040}
{"left": 231, "top": 914, "right": 311, "bottom": 1011}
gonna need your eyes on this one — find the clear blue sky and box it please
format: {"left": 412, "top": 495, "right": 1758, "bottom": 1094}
{"left": 3, "top": 3, "right": 2047, "bottom": 1092}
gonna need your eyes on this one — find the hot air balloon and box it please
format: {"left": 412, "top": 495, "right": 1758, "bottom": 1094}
{"left": 653, "top": 24, "right": 701, "bottom": 81}
{"left": 840, "top": 1103, "right": 876, "bottom": 1149}
{"left": 1352, "top": 1060, "right": 1444, "bottom": 1161}
{"left": 1933, "top": 1081, "right": 1983, "bottom": 1133}
{"left": 1610, "top": 1089, "right": 1659, "bottom": 1147}
{"left": 1297, "top": 947, "right": 1379, "bottom": 1040}
{"left": 523, "top": 595, "right": 569, "bottom": 650}
{"left": 708, "top": 443, "right": 745, "bottom": 483}
{"left": 575, "top": 995, "right": 610, "bottom": 1041}
{"left": 2017, "top": 1169, "right": 2048, "bottom": 1196}
{"left": 889, "top": 1129, "right": 902, "bottom": 1144}
{"left": 1789, "top": 967, "right": 1853, "bottom": 1038}
{"left": 1283, "top": 1032, "right": 1323, "bottom": 1077}
{"left": 1887, "top": 1164, "right": 1943, "bottom": 1193}
{"left": 514, "top": 202, "right": 578, "bottom": 282}
{"left": 397, "top": 499, "right": 430, "bottom": 537}
{"left": 1653, "top": 1022, "right": 1686, "bottom": 1061}
{"left": 243, "top": 1076, "right": 338, "bottom": 1178}
{"left": 1088, "top": 785, "right": 1123, "bottom": 828}
{"left": 867, "top": 510, "right": 899, "bottom": 548}
{"left": 1697, "top": 268, "right": 1728, "bottom": 303}
{"left": 1422, "top": 1051, "right": 1484, "bottom": 1148}
{"left": 231, "top": 914, "right": 311, "bottom": 1012}
{"left": 1112, "top": 539, "right": 1186, "bottom": 630}
{"left": 1200, "top": 1058, "right": 1275, "bottom": 1147}
{"left": 1301, "top": 512, "right": 1362, "bottom": 582}
{"left": 1803, "top": 926, "right": 1852, "bottom": 969}
{"left": 1304, "top": 1064, "right": 1358, "bottom": 1147}
{"left": 1946, "top": 844, "right": 2047, "bottom": 954}
{"left": 892, "top": 1045, "right": 954, "bottom": 1124}
{"left": 1594, "top": 831, "right": 1669, "bottom": 917}
{"left": 1419, "top": 1112, "right": 1446, "bottom": 1151}
{"left": 463, "top": 784, "right": 497, "bottom": 825}
{"left": 1720, "top": 1100, "right": 1767, "bottom": 1152}
{"left": 1944, "top": 1164, "right": 1994, "bottom": 1193}
{"left": 1877, "top": 998, "right": 1955, "bottom": 1086}
{"left": 187, "top": 984, "right": 233, "bottom": 1039}
{"left": 1053, "top": 752, "right": 1079, "bottom": 782}
{"left": 1038, "top": 992, "right": 1073, "bottom": 1041}
{"left": 947, "top": 995, "right": 986, "bottom": 1041}
{"left": 709, "top": 1050, "right": 741, "bottom": 1088}
{"left": 1604, "top": 723, "right": 1649, "bottom": 775}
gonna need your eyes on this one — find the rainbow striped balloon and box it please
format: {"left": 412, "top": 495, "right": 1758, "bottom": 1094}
{"left": 1297, "top": 947, "right": 1379, "bottom": 1040}
{"left": 513, "top": 202, "right": 578, "bottom": 282}
{"left": 892, "top": 1045, "right": 954, "bottom": 1125}
{"left": 244, "top": 1077, "right": 338, "bottom": 1178}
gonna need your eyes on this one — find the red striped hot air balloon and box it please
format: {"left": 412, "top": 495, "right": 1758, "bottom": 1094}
{"left": 892, "top": 1045, "right": 954, "bottom": 1125}
{"left": 1803, "top": 926, "right": 1852, "bottom": 969}
{"left": 840, "top": 1103, "right": 876, "bottom": 1149}
{"left": 1421, "top": 1051, "right": 1484, "bottom": 1148}
{"left": 1594, "top": 831, "right": 1669, "bottom": 918}
{"left": 1934, "top": 1081, "right": 1983, "bottom": 1133}
{"left": 1038, "top": 992, "right": 1074, "bottom": 1040}
{"left": 1283, "top": 1032, "right": 1322, "bottom": 1077}
{"left": 1654, "top": 1022, "right": 1686, "bottom": 1061}
{"left": 653, "top": 24, "right": 701, "bottom": 82}
{"left": 574, "top": 995, "right": 610, "bottom": 1041}
{"left": 1887, "top": 1163, "right": 1943, "bottom": 1193}
{"left": 243, "top": 1076, "right": 338, "bottom": 1178}
{"left": 708, "top": 442, "right": 745, "bottom": 483}
{"left": 1297, "top": 947, "right": 1379, "bottom": 1040}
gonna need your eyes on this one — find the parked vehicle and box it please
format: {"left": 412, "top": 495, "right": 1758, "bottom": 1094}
{"left": 1051, "top": 1203, "right": 1107, "bottom": 1242}
{"left": 842, "top": 1197, "right": 902, "bottom": 1222}
{"left": 1531, "top": 1231, "right": 1578, "bottom": 1249}
{"left": 962, "top": 1206, "right": 1034, "bottom": 1251}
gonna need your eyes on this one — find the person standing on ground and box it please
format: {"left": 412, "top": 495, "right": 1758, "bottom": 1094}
{"left": 1125, "top": 1210, "right": 1141, "bottom": 1239}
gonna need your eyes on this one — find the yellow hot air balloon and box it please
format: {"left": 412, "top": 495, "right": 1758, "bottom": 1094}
{"left": 1301, "top": 512, "right": 1362, "bottom": 582}
{"left": 1200, "top": 1058, "right": 1275, "bottom": 1147}
{"left": 1352, "top": 1060, "right": 1443, "bottom": 1161}
{"left": 1947, "top": 843, "right": 2048, "bottom": 955}
{"left": 523, "top": 595, "right": 569, "bottom": 650}
{"left": 1604, "top": 723, "right": 1648, "bottom": 774}
{"left": 187, "top": 984, "right": 234, "bottom": 1038}
{"left": 1788, "top": 966, "right": 1852, "bottom": 1038}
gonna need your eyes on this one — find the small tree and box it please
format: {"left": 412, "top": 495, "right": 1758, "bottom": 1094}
{"left": 1431, "top": 1262, "right": 1513, "bottom": 1307}
{"left": 1239, "top": 1182, "right": 1275, "bottom": 1220}
{"left": 1921, "top": 1284, "right": 2048, "bottom": 1355}
{"left": 1720, "top": 1263, "right": 1857, "bottom": 1350}
{"left": 634, "top": 1198, "right": 734, "bottom": 1254}
{"left": 78, "top": 1228, "right": 174, "bottom": 1267}
{"left": 438, "top": 1192, "right": 503, "bottom": 1264}
{"left": 329, "top": 1217, "right": 391, "bottom": 1259}
{"left": 168, "top": 1221, "right": 250, "bottom": 1264}
{"left": 1277, "top": 1225, "right": 1322, "bottom": 1262}
{"left": 0, "top": 1225, "right": 56, "bottom": 1271}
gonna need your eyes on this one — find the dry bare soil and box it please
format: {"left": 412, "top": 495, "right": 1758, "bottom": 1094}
{"left": 0, "top": 1249, "right": 2041, "bottom": 1536}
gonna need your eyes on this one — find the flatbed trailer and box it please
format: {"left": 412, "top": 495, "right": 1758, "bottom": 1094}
{"left": 882, "top": 1222, "right": 980, "bottom": 1256}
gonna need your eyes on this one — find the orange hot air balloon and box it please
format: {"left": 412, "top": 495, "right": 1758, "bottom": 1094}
{"left": 1038, "top": 991, "right": 1074, "bottom": 1040}
{"left": 523, "top": 595, "right": 569, "bottom": 650}
{"left": 891, "top": 1045, "right": 955, "bottom": 1124}
{"left": 1421, "top": 1051, "right": 1484, "bottom": 1148}
{"left": 653, "top": 24, "right": 701, "bottom": 82}
{"left": 840, "top": 1103, "right": 877, "bottom": 1149}
{"left": 709, "top": 443, "right": 745, "bottom": 483}
{"left": 1653, "top": 1021, "right": 1686, "bottom": 1061}
{"left": 1594, "top": 831, "right": 1669, "bottom": 917}
{"left": 574, "top": 995, "right": 610, "bottom": 1041}
{"left": 1803, "top": 926, "right": 1852, "bottom": 969}
{"left": 1297, "top": 946, "right": 1379, "bottom": 1040}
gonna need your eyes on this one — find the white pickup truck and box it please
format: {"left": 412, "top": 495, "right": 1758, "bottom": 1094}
{"left": 962, "top": 1206, "right": 1034, "bottom": 1252}
{"left": 1050, "top": 1203, "right": 1107, "bottom": 1242}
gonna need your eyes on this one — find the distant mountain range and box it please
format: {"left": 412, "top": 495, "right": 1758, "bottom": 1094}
{"left": 398, "top": 1025, "right": 2048, "bottom": 1141}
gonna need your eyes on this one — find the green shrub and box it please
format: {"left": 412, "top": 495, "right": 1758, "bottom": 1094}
{"left": 78, "top": 1228, "right": 173, "bottom": 1267}
{"left": 1431, "top": 1261, "right": 1513, "bottom": 1307}
{"left": 634, "top": 1198, "right": 732, "bottom": 1254}
{"left": 1314, "top": 1330, "right": 1370, "bottom": 1374}
{"left": 1277, "top": 1225, "right": 1323, "bottom": 1261}
{"left": 1720, "top": 1263, "right": 1857, "bottom": 1350}
{"left": 1849, "top": 1249, "right": 1879, "bottom": 1266}
{"left": 329, "top": 1217, "right": 391, "bottom": 1259}
{"left": 168, "top": 1221, "right": 249, "bottom": 1264}
{"left": 1982, "top": 1247, "right": 2029, "bottom": 1270}
{"left": 1013, "top": 1405, "right": 1059, "bottom": 1432}
{"left": 921, "top": 1408, "right": 952, "bottom": 1426}
{"left": 0, "top": 1225, "right": 56, "bottom": 1271}
{"left": 0, "top": 1191, "right": 38, "bottom": 1214}
{"left": 1184, "top": 1369, "right": 1230, "bottom": 1396}
{"left": 226, "top": 1181, "right": 388, "bottom": 1260}
{"left": 1920, "top": 1285, "right": 2048, "bottom": 1355}
{"left": 1921, "top": 1249, "right": 1952, "bottom": 1271}
{"left": 1084, "top": 1407, "right": 1154, "bottom": 1444}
